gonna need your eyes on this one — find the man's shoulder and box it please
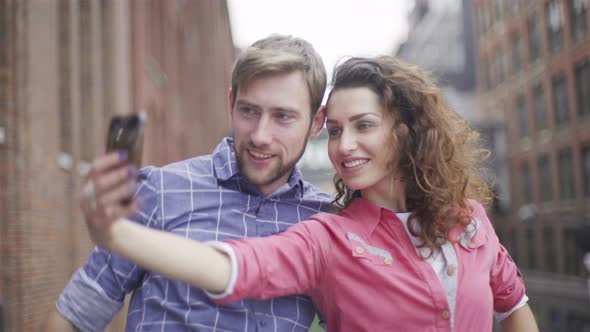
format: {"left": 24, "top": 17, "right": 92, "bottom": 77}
{"left": 137, "top": 154, "right": 219, "bottom": 191}
{"left": 140, "top": 154, "right": 214, "bottom": 175}
{"left": 301, "top": 181, "right": 331, "bottom": 199}
{"left": 298, "top": 181, "right": 334, "bottom": 213}
{"left": 165, "top": 154, "right": 215, "bottom": 171}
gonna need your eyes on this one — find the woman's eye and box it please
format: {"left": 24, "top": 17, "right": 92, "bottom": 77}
{"left": 328, "top": 128, "right": 342, "bottom": 137}
{"left": 357, "top": 122, "right": 374, "bottom": 130}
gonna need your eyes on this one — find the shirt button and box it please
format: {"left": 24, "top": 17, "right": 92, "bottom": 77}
{"left": 468, "top": 242, "right": 477, "bottom": 249}
{"left": 447, "top": 265, "right": 456, "bottom": 276}
{"left": 441, "top": 310, "right": 450, "bottom": 320}
{"left": 384, "top": 257, "right": 393, "bottom": 265}
{"left": 355, "top": 246, "right": 364, "bottom": 254}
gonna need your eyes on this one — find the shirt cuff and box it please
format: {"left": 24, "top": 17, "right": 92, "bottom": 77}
{"left": 203, "top": 241, "right": 238, "bottom": 300}
{"left": 56, "top": 268, "right": 123, "bottom": 332}
{"left": 494, "top": 293, "right": 529, "bottom": 322}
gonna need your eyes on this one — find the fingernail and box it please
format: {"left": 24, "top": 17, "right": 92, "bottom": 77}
{"left": 128, "top": 166, "right": 138, "bottom": 177}
{"left": 118, "top": 150, "right": 128, "bottom": 161}
{"left": 128, "top": 181, "right": 138, "bottom": 194}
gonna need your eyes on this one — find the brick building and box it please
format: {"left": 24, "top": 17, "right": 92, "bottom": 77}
{"left": 0, "top": 1, "right": 234, "bottom": 330}
{"left": 473, "top": 0, "right": 590, "bottom": 330}
{"left": 396, "top": 0, "right": 511, "bottom": 214}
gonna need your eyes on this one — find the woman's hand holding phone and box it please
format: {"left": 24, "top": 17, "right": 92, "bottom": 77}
{"left": 79, "top": 112, "right": 145, "bottom": 248}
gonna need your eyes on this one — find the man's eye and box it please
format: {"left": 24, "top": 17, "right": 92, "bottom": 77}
{"left": 239, "top": 107, "right": 257, "bottom": 116}
{"left": 276, "top": 112, "right": 294, "bottom": 121}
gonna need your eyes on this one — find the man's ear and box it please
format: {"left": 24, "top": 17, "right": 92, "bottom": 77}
{"left": 309, "top": 105, "right": 327, "bottom": 138}
{"left": 227, "top": 88, "right": 235, "bottom": 122}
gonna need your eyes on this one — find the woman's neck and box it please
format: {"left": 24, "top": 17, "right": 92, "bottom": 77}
{"left": 361, "top": 178, "right": 407, "bottom": 212}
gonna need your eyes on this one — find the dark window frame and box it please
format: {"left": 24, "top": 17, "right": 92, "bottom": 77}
{"left": 546, "top": 0, "right": 564, "bottom": 53}
{"left": 558, "top": 148, "right": 575, "bottom": 200}
{"left": 552, "top": 74, "right": 570, "bottom": 126}
{"left": 538, "top": 154, "right": 553, "bottom": 202}
{"left": 533, "top": 83, "right": 548, "bottom": 131}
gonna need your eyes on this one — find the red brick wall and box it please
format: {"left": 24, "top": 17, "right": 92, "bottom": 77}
{"left": 0, "top": 0, "right": 234, "bottom": 331}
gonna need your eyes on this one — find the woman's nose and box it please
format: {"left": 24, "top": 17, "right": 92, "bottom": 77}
{"left": 338, "top": 130, "right": 357, "bottom": 153}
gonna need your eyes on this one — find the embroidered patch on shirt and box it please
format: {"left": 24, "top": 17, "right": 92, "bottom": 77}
{"left": 346, "top": 232, "right": 393, "bottom": 262}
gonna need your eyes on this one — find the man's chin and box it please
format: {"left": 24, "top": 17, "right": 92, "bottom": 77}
{"left": 242, "top": 169, "right": 273, "bottom": 186}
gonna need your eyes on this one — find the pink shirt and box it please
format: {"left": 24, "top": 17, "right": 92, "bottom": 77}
{"left": 212, "top": 198, "right": 526, "bottom": 331}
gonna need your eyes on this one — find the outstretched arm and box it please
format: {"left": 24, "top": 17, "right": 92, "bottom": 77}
{"left": 105, "top": 218, "right": 231, "bottom": 293}
{"left": 43, "top": 308, "right": 81, "bottom": 332}
{"left": 80, "top": 152, "right": 231, "bottom": 293}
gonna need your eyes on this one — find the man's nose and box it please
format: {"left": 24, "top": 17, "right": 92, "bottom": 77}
{"left": 250, "top": 115, "right": 273, "bottom": 147}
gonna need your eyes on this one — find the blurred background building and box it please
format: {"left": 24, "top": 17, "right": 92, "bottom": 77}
{"left": 472, "top": 0, "right": 590, "bottom": 331}
{"left": 1, "top": 0, "right": 590, "bottom": 331}
{"left": 396, "top": 0, "right": 510, "bottom": 213}
{"left": 396, "top": 0, "right": 590, "bottom": 331}
{"left": 0, "top": 0, "right": 234, "bottom": 330}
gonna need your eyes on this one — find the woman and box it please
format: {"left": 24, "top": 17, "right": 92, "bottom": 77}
{"left": 82, "top": 56, "right": 538, "bottom": 331}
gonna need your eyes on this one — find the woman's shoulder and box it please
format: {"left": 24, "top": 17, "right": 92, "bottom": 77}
{"left": 466, "top": 199, "right": 491, "bottom": 223}
{"left": 464, "top": 199, "right": 497, "bottom": 238}
{"left": 305, "top": 210, "right": 361, "bottom": 232}
{"left": 308, "top": 211, "right": 350, "bottom": 224}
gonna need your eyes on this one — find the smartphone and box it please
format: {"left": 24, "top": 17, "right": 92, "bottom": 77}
{"left": 106, "top": 112, "right": 146, "bottom": 204}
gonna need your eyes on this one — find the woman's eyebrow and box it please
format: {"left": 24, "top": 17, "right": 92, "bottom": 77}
{"left": 326, "top": 113, "right": 380, "bottom": 124}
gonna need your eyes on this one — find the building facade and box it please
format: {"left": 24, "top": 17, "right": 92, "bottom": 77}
{"left": 396, "top": 0, "right": 511, "bottom": 215}
{"left": 0, "top": 1, "right": 234, "bottom": 331}
{"left": 473, "top": 0, "right": 590, "bottom": 330}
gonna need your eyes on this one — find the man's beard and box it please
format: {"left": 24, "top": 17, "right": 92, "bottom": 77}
{"left": 234, "top": 137, "right": 309, "bottom": 189}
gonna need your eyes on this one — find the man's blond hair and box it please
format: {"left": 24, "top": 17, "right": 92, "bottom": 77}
{"left": 231, "top": 35, "right": 327, "bottom": 115}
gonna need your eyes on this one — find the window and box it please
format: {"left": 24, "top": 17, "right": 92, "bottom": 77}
{"left": 538, "top": 155, "right": 553, "bottom": 202}
{"left": 511, "top": 33, "right": 524, "bottom": 73}
{"left": 496, "top": 47, "right": 507, "bottom": 83}
{"left": 481, "top": 57, "right": 493, "bottom": 90}
{"left": 547, "top": 0, "right": 564, "bottom": 53}
{"left": 526, "top": 226, "right": 537, "bottom": 269}
{"left": 479, "top": 6, "right": 490, "bottom": 37}
{"left": 552, "top": 75, "right": 570, "bottom": 126}
{"left": 528, "top": 15, "right": 542, "bottom": 62}
{"left": 58, "top": 0, "right": 72, "bottom": 154}
{"left": 509, "top": 228, "right": 520, "bottom": 264}
{"left": 494, "top": 0, "right": 504, "bottom": 23}
{"left": 575, "top": 60, "right": 590, "bottom": 118}
{"left": 533, "top": 83, "right": 548, "bottom": 131}
{"left": 516, "top": 95, "right": 528, "bottom": 138}
{"left": 564, "top": 227, "right": 584, "bottom": 276}
{"left": 508, "top": 0, "right": 520, "bottom": 16}
{"left": 570, "top": 0, "right": 588, "bottom": 41}
{"left": 582, "top": 144, "right": 590, "bottom": 197}
{"left": 543, "top": 226, "right": 557, "bottom": 273}
{"left": 565, "top": 312, "right": 590, "bottom": 332}
{"left": 521, "top": 162, "right": 533, "bottom": 204}
{"left": 558, "top": 148, "right": 575, "bottom": 200}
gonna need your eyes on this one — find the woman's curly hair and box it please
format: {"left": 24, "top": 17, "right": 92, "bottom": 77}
{"left": 328, "top": 56, "right": 493, "bottom": 252}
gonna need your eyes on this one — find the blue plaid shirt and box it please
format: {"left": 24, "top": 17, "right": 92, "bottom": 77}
{"left": 57, "top": 138, "right": 333, "bottom": 332}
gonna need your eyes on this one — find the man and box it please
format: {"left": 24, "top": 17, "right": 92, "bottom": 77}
{"left": 46, "top": 34, "right": 332, "bottom": 331}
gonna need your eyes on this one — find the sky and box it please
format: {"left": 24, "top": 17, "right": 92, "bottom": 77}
{"left": 227, "top": 0, "right": 413, "bottom": 80}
